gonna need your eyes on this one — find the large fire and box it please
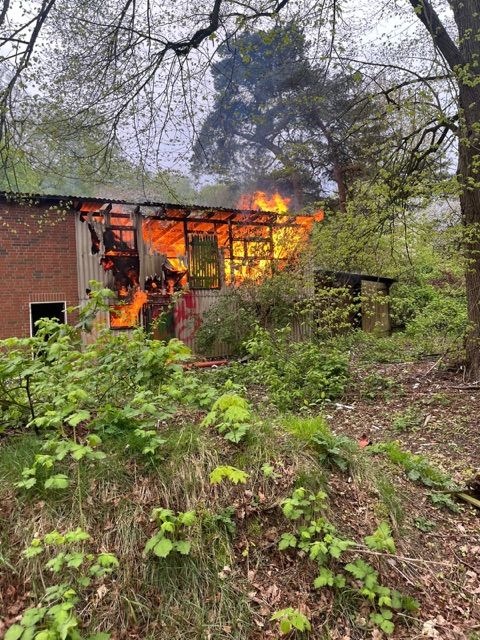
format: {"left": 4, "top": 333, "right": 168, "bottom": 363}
{"left": 110, "top": 289, "right": 148, "bottom": 328}
{"left": 229, "top": 191, "right": 324, "bottom": 282}
{"left": 237, "top": 191, "right": 291, "bottom": 214}
{"left": 82, "top": 194, "right": 323, "bottom": 331}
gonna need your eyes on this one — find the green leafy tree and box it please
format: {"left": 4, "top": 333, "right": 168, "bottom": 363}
{"left": 192, "top": 22, "right": 384, "bottom": 209}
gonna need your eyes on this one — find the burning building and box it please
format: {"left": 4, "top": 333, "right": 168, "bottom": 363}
{"left": 0, "top": 191, "right": 325, "bottom": 348}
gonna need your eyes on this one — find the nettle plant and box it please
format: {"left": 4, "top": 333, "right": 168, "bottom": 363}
{"left": 144, "top": 508, "right": 197, "bottom": 558}
{"left": 201, "top": 392, "right": 253, "bottom": 443}
{"left": 277, "top": 487, "right": 419, "bottom": 636}
{"left": 6, "top": 528, "right": 118, "bottom": 640}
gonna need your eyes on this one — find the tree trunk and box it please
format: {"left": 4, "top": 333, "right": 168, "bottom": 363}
{"left": 332, "top": 162, "right": 347, "bottom": 212}
{"left": 452, "top": 0, "right": 480, "bottom": 379}
{"left": 409, "top": 0, "right": 480, "bottom": 378}
{"left": 458, "top": 85, "right": 480, "bottom": 379}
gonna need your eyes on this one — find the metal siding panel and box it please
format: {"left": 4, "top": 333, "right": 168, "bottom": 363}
{"left": 75, "top": 214, "right": 112, "bottom": 302}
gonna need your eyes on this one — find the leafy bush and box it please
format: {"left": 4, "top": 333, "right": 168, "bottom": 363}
{"left": 243, "top": 327, "right": 349, "bottom": 411}
{"left": 195, "top": 272, "right": 300, "bottom": 355}
{"left": 372, "top": 441, "right": 455, "bottom": 490}
{"left": 404, "top": 288, "right": 467, "bottom": 341}
{"left": 201, "top": 393, "right": 253, "bottom": 443}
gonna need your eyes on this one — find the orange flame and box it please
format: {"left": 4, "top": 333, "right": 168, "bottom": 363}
{"left": 237, "top": 191, "right": 291, "bottom": 214}
{"left": 231, "top": 192, "right": 324, "bottom": 282}
{"left": 110, "top": 289, "right": 148, "bottom": 328}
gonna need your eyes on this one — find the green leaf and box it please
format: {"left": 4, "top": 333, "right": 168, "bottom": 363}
{"left": 278, "top": 533, "right": 297, "bottom": 550}
{"left": 314, "top": 567, "right": 335, "bottom": 587}
{"left": 66, "top": 552, "right": 85, "bottom": 569}
{"left": 381, "top": 619, "right": 395, "bottom": 635}
{"left": 21, "top": 607, "right": 46, "bottom": 627}
{"left": 209, "top": 465, "right": 248, "bottom": 485}
{"left": 44, "top": 474, "right": 69, "bottom": 490}
{"left": 15, "top": 477, "right": 37, "bottom": 490}
{"left": 178, "top": 511, "right": 196, "bottom": 526}
{"left": 96, "top": 553, "right": 119, "bottom": 568}
{"left": 153, "top": 537, "right": 174, "bottom": 558}
{"left": 279, "top": 619, "right": 292, "bottom": 634}
{"left": 86, "top": 434, "right": 102, "bottom": 447}
{"left": 4, "top": 624, "right": 24, "bottom": 640}
{"left": 364, "top": 522, "right": 396, "bottom": 553}
{"left": 174, "top": 540, "right": 191, "bottom": 555}
{"left": 67, "top": 410, "right": 91, "bottom": 427}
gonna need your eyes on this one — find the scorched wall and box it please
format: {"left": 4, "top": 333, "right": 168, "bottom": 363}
{"left": 0, "top": 200, "right": 79, "bottom": 338}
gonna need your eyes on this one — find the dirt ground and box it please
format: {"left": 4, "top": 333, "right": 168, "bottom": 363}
{"left": 325, "top": 360, "right": 480, "bottom": 639}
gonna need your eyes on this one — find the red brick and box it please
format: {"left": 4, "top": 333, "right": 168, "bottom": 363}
{"left": 0, "top": 202, "right": 79, "bottom": 338}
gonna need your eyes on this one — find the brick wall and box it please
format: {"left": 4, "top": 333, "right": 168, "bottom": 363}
{"left": 0, "top": 200, "right": 79, "bottom": 338}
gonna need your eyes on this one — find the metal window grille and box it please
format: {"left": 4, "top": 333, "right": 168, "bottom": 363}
{"left": 188, "top": 233, "right": 220, "bottom": 289}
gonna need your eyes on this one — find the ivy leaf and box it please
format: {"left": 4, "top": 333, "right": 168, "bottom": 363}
{"left": 153, "top": 537, "right": 174, "bottom": 558}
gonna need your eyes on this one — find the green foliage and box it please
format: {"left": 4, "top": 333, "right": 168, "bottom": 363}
{"left": 7, "top": 528, "right": 118, "bottom": 640}
{"left": 243, "top": 327, "right": 349, "bottom": 411}
{"left": 414, "top": 516, "right": 436, "bottom": 532}
{"left": 284, "top": 416, "right": 358, "bottom": 472}
{"left": 281, "top": 487, "right": 328, "bottom": 521}
{"left": 277, "top": 487, "right": 418, "bottom": 636}
{"left": 270, "top": 608, "right": 311, "bottom": 635}
{"left": 0, "top": 284, "right": 192, "bottom": 437}
{"left": 364, "top": 522, "right": 396, "bottom": 554}
{"left": 373, "top": 441, "right": 455, "bottom": 490}
{"left": 202, "top": 393, "right": 252, "bottom": 443}
{"left": 392, "top": 406, "right": 423, "bottom": 432}
{"left": 15, "top": 438, "right": 106, "bottom": 491}
{"left": 209, "top": 465, "right": 249, "bottom": 485}
{"left": 144, "top": 508, "right": 197, "bottom": 558}
{"left": 360, "top": 372, "right": 397, "bottom": 400}
{"left": 429, "top": 492, "right": 460, "bottom": 512}
{"left": 195, "top": 272, "right": 304, "bottom": 356}
{"left": 260, "top": 462, "right": 280, "bottom": 479}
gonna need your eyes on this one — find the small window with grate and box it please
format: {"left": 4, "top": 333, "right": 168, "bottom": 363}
{"left": 188, "top": 233, "right": 220, "bottom": 289}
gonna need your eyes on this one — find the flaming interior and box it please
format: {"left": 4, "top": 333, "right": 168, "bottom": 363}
{"left": 110, "top": 289, "right": 148, "bottom": 328}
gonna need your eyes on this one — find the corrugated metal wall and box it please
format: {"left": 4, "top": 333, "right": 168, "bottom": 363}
{"left": 173, "top": 289, "right": 230, "bottom": 356}
{"left": 75, "top": 213, "right": 112, "bottom": 342}
{"left": 75, "top": 214, "right": 112, "bottom": 301}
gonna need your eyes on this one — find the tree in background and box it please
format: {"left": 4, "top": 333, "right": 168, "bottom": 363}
{"left": 192, "top": 23, "right": 385, "bottom": 210}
